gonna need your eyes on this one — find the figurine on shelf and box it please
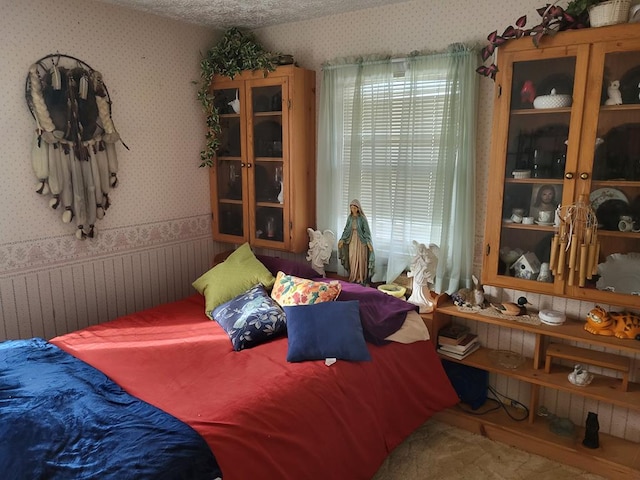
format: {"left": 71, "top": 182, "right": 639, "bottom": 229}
{"left": 451, "top": 275, "right": 485, "bottom": 308}
{"left": 582, "top": 412, "right": 600, "bottom": 449}
{"left": 407, "top": 241, "right": 439, "bottom": 313}
{"left": 520, "top": 80, "right": 536, "bottom": 105}
{"left": 584, "top": 305, "right": 640, "bottom": 339}
{"left": 491, "top": 296, "right": 530, "bottom": 316}
{"left": 604, "top": 80, "right": 622, "bottom": 106}
{"left": 306, "top": 228, "right": 335, "bottom": 277}
{"left": 537, "top": 406, "right": 576, "bottom": 437}
{"left": 228, "top": 89, "right": 240, "bottom": 113}
{"left": 338, "top": 199, "right": 375, "bottom": 285}
{"left": 568, "top": 364, "right": 593, "bottom": 387}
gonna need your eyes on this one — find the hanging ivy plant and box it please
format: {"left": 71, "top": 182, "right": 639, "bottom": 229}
{"left": 198, "top": 27, "right": 277, "bottom": 167}
{"left": 476, "top": 3, "right": 591, "bottom": 80}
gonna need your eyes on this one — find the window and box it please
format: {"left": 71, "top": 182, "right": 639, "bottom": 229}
{"left": 339, "top": 70, "right": 448, "bottom": 267}
{"left": 318, "top": 47, "right": 478, "bottom": 290}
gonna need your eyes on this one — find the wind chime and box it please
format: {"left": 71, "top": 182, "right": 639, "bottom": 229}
{"left": 25, "top": 53, "right": 127, "bottom": 239}
{"left": 549, "top": 194, "right": 600, "bottom": 287}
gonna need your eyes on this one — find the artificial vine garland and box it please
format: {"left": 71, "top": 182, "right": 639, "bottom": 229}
{"left": 197, "top": 27, "right": 277, "bottom": 167}
{"left": 25, "top": 53, "right": 126, "bottom": 239}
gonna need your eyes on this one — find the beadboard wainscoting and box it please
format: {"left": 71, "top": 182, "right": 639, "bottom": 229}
{"left": 0, "top": 215, "right": 221, "bottom": 341}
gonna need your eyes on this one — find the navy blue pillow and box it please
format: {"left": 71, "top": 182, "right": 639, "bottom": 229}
{"left": 212, "top": 284, "right": 287, "bottom": 351}
{"left": 284, "top": 301, "right": 371, "bottom": 362}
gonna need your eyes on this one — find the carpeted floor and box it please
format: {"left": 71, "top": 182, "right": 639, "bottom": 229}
{"left": 372, "top": 420, "right": 606, "bottom": 480}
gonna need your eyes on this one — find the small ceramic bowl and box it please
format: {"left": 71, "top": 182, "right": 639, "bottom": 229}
{"left": 533, "top": 88, "right": 572, "bottom": 109}
{"left": 512, "top": 169, "right": 531, "bottom": 179}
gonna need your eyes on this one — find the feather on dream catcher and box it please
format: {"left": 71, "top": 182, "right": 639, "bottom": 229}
{"left": 25, "top": 54, "right": 127, "bottom": 239}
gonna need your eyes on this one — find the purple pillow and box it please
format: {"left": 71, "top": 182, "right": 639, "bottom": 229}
{"left": 331, "top": 280, "right": 418, "bottom": 345}
{"left": 256, "top": 255, "right": 318, "bottom": 279}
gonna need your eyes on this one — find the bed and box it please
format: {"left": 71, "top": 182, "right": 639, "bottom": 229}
{"left": 1, "top": 245, "right": 458, "bottom": 479}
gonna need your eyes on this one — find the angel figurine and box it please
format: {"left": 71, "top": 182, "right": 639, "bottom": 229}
{"left": 306, "top": 228, "right": 335, "bottom": 277}
{"left": 407, "top": 241, "right": 439, "bottom": 313}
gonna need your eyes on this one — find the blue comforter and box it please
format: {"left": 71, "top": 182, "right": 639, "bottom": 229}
{"left": 0, "top": 338, "right": 221, "bottom": 479}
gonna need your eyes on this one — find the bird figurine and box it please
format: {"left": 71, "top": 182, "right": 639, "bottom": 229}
{"left": 568, "top": 364, "right": 593, "bottom": 387}
{"left": 491, "top": 296, "right": 530, "bottom": 316}
{"left": 520, "top": 80, "right": 536, "bottom": 105}
{"left": 228, "top": 89, "right": 240, "bottom": 113}
{"left": 605, "top": 80, "right": 622, "bottom": 105}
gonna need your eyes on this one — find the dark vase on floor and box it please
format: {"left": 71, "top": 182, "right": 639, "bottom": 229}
{"left": 582, "top": 412, "right": 599, "bottom": 449}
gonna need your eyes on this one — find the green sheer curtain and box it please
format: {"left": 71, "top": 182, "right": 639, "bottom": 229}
{"left": 317, "top": 45, "right": 479, "bottom": 293}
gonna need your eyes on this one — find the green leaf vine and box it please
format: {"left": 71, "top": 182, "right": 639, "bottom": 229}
{"left": 198, "top": 27, "right": 277, "bottom": 167}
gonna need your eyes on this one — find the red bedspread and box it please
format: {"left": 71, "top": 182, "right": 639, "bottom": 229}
{"left": 51, "top": 294, "right": 458, "bottom": 480}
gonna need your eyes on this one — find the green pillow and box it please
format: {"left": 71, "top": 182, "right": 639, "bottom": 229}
{"left": 192, "top": 243, "right": 275, "bottom": 318}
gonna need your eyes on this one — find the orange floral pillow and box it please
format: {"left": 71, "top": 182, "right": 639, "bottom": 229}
{"left": 271, "top": 272, "right": 341, "bottom": 307}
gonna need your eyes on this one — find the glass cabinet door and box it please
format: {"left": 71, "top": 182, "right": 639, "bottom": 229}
{"left": 248, "top": 80, "right": 287, "bottom": 245}
{"left": 212, "top": 87, "right": 246, "bottom": 240}
{"left": 568, "top": 42, "right": 640, "bottom": 304}
{"left": 484, "top": 46, "right": 589, "bottom": 295}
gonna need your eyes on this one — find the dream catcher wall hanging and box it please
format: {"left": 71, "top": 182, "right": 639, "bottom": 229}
{"left": 25, "top": 53, "right": 127, "bottom": 239}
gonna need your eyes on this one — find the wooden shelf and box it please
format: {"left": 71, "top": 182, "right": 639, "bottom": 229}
{"left": 431, "top": 291, "right": 640, "bottom": 478}
{"left": 436, "top": 301, "right": 640, "bottom": 355}
{"left": 440, "top": 346, "right": 640, "bottom": 411}
{"left": 433, "top": 406, "right": 640, "bottom": 480}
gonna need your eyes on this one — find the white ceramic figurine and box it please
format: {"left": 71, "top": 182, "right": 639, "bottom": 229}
{"left": 407, "top": 241, "right": 439, "bottom": 313}
{"left": 306, "top": 228, "right": 335, "bottom": 276}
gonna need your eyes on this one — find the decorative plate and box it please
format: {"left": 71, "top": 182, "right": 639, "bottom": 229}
{"left": 596, "top": 252, "right": 640, "bottom": 295}
{"left": 488, "top": 349, "right": 525, "bottom": 369}
{"left": 590, "top": 187, "right": 628, "bottom": 212}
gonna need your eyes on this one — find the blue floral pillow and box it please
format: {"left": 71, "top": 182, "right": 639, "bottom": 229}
{"left": 212, "top": 284, "right": 287, "bottom": 351}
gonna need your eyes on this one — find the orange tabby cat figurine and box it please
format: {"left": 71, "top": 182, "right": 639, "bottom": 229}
{"left": 584, "top": 306, "right": 640, "bottom": 340}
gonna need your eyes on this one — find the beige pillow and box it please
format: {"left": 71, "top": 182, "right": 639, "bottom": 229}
{"left": 385, "top": 310, "right": 430, "bottom": 343}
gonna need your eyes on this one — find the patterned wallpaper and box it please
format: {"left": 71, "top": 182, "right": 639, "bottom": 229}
{"left": 0, "top": 0, "right": 216, "bottom": 254}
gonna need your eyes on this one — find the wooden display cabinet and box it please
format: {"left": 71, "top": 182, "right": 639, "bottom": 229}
{"left": 483, "top": 23, "right": 640, "bottom": 309}
{"left": 208, "top": 65, "right": 316, "bottom": 253}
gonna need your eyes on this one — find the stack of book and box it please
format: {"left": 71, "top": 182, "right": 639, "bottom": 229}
{"left": 437, "top": 324, "right": 479, "bottom": 360}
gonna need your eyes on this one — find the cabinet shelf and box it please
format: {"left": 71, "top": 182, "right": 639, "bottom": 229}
{"left": 254, "top": 111, "right": 282, "bottom": 117}
{"left": 501, "top": 222, "right": 556, "bottom": 230}
{"left": 600, "top": 104, "right": 640, "bottom": 113}
{"left": 511, "top": 107, "right": 572, "bottom": 115}
{"left": 504, "top": 178, "right": 564, "bottom": 184}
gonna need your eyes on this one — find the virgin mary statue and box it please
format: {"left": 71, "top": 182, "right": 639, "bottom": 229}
{"left": 338, "top": 199, "right": 375, "bottom": 285}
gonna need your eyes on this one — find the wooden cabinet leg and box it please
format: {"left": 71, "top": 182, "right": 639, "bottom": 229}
{"left": 529, "top": 384, "right": 540, "bottom": 425}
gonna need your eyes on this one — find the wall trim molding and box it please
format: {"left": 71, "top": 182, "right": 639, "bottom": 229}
{"left": 0, "top": 215, "right": 212, "bottom": 278}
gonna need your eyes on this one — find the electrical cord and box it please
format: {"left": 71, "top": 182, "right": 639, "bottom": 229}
{"left": 455, "top": 385, "right": 529, "bottom": 421}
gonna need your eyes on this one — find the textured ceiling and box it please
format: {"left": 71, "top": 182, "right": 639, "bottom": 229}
{"left": 97, "top": 0, "right": 408, "bottom": 29}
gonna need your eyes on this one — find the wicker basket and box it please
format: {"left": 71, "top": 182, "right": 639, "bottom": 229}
{"left": 589, "top": 0, "right": 631, "bottom": 27}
